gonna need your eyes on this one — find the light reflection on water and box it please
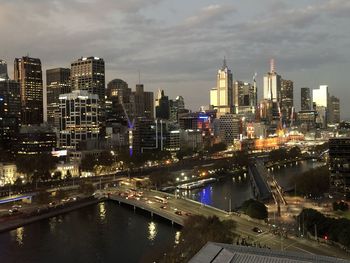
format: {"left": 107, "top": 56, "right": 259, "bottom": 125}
{"left": 148, "top": 221, "right": 157, "bottom": 241}
{"left": 99, "top": 202, "right": 106, "bottom": 220}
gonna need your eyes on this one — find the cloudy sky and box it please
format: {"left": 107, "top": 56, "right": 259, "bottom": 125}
{"left": 1, "top": 0, "right": 350, "bottom": 118}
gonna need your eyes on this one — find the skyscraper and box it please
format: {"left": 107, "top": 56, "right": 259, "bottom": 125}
{"left": 301, "top": 87, "right": 311, "bottom": 110}
{"left": 0, "top": 79, "right": 21, "bottom": 149}
{"left": 210, "top": 59, "right": 233, "bottom": 118}
{"left": 233, "top": 80, "right": 257, "bottom": 117}
{"left": 14, "top": 56, "right": 43, "bottom": 125}
{"left": 59, "top": 90, "right": 99, "bottom": 150}
{"left": 46, "top": 68, "right": 71, "bottom": 127}
{"left": 70, "top": 57, "right": 105, "bottom": 101}
{"left": 0, "top": 60, "right": 8, "bottom": 79}
{"left": 169, "top": 96, "right": 185, "bottom": 122}
{"left": 106, "top": 79, "right": 133, "bottom": 122}
{"left": 280, "top": 79, "right": 294, "bottom": 123}
{"left": 133, "top": 84, "right": 154, "bottom": 119}
{"left": 155, "top": 90, "right": 170, "bottom": 120}
{"left": 312, "top": 85, "right": 329, "bottom": 128}
{"left": 329, "top": 96, "right": 340, "bottom": 124}
{"left": 263, "top": 59, "right": 281, "bottom": 102}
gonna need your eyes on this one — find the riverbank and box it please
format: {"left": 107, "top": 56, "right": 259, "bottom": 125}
{"left": 0, "top": 197, "right": 102, "bottom": 233}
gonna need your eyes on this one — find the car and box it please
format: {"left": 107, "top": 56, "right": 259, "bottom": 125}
{"left": 160, "top": 205, "right": 167, "bottom": 209}
{"left": 175, "top": 210, "right": 183, "bottom": 216}
{"left": 252, "top": 227, "right": 263, "bottom": 233}
{"left": 9, "top": 207, "right": 19, "bottom": 214}
{"left": 12, "top": 204, "right": 22, "bottom": 209}
{"left": 185, "top": 212, "right": 192, "bottom": 216}
{"left": 49, "top": 201, "right": 57, "bottom": 207}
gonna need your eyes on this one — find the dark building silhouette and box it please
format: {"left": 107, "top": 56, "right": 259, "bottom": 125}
{"left": 155, "top": 90, "right": 170, "bottom": 120}
{"left": 301, "top": 87, "right": 311, "bottom": 111}
{"left": 14, "top": 56, "right": 43, "bottom": 125}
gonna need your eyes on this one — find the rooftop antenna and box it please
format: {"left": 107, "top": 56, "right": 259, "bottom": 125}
{"left": 138, "top": 70, "right": 141, "bottom": 84}
{"left": 223, "top": 56, "right": 227, "bottom": 69}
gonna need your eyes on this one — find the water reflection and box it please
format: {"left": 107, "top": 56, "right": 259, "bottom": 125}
{"left": 148, "top": 222, "right": 157, "bottom": 241}
{"left": 175, "top": 231, "right": 181, "bottom": 244}
{"left": 199, "top": 186, "right": 212, "bottom": 206}
{"left": 16, "top": 227, "right": 24, "bottom": 245}
{"left": 99, "top": 202, "right": 106, "bottom": 220}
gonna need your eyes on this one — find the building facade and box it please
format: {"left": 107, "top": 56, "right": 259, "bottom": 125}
{"left": 218, "top": 113, "right": 241, "bottom": 145}
{"left": 263, "top": 59, "right": 281, "bottom": 103}
{"left": 46, "top": 68, "right": 71, "bottom": 127}
{"left": 210, "top": 59, "right": 233, "bottom": 118}
{"left": 70, "top": 57, "right": 105, "bottom": 101}
{"left": 329, "top": 96, "right": 340, "bottom": 124}
{"left": 14, "top": 56, "right": 43, "bottom": 125}
{"left": 0, "top": 59, "right": 8, "bottom": 79}
{"left": 329, "top": 138, "right": 350, "bottom": 195}
{"left": 0, "top": 79, "right": 21, "bottom": 149}
{"left": 312, "top": 85, "right": 329, "bottom": 128}
{"left": 59, "top": 90, "right": 99, "bottom": 150}
{"left": 280, "top": 79, "right": 294, "bottom": 124}
{"left": 301, "top": 87, "right": 311, "bottom": 111}
{"left": 233, "top": 81, "right": 257, "bottom": 118}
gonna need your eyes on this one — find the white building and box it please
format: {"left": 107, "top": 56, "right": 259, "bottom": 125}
{"left": 59, "top": 90, "right": 99, "bottom": 150}
{"left": 0, "top": 163, "right": 18, "bottom": 186}
{"left": 313, "top": 85, "right": 329, "bottom": 128}
{"left": 263, "top": 59, "right": 281, "bottom": 103}
{"left": 210, "top": 59, "right": 233, "bottom": 118}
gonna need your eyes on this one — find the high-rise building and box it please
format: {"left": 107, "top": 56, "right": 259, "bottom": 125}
{"left": 329, "top": 137, "right": 350, "bottom": 195}
{"left": 14, "top": 56, "right": 43, "bottom": 125}
{"left": 210, "top": 59, "right": 233, "bottom": 118}
{"left": 70, "top": 57, "right": 105, "bottom": 101}
{"left": 0, "top": 79, "right": 21, "bottom": 149}
{"left": 155, "top": 90, "right": 170, "bottom": 120}
{"left": 263, "top": 59, "right": 281, "bottom": 103}
{"left": 46, "top": 68, "right": 71, "bottom": 127}
{"left": 133, "top": 84, "right": 154, "bottom": 119}
{"left": 0, "top": 60, "right": 8, "bottom": 79}
{"left": 329, "top": 96, "right": 340, "bottom": 124}
{"left": 301, "top": 87, "right": 311, "bottom": 111}
{"left": 106, "top": 79, "right": 133, "bottom": 122}
{"left": 59, "top": 90, "right": 99, "bottom": 150}
{"left": 169, "top": 96, "right": 185, "bottom": 122}
{"left": 233, "top": 80, "right": 257, "bottom": 118}
{"left": 280, "top": 79, "right": 294, "bottom": 123}
{"left": 312, "top": 85, "right": 329, "bottom": 128}
{"left": 218, "top": 113, "right": 241, "bottom": 145}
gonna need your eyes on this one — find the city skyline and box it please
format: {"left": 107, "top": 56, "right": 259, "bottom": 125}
{"left": 1, "top": 0, "right": 350, "bottom": 118}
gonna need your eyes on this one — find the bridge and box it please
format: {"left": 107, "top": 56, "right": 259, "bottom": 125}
{"left": 98, "top": 186, "right": 350, "bottom": 260}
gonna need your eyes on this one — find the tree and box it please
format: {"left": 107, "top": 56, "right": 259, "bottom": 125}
{"left": 333, "top": 201, "right": 349, "bottom": 212}
{"left": 35, "top": 191, "right": 51, "bottom": 205}
{"left": 292, "top": 166, "right": 329, "bottom": 197}
{"left": 80, "top": 154, "right": 97, "bottom": 172}
{"left": 288, "top": 146, "right": 301, "bottom": 159}
{"left": 161, "top": 215, "right": 236, "bottom": 262}
{"left": 149, "top": 172, "right": 174, "bottom": 189}
{"left": 55, "top": 189, "right": 67, "bottom": 200}
{"left": 241, "top": 199, "right": 268, "bottom": 220}
{"left": 79, "top": 182, "right": 95, "bottom": 196}
{"left": 96, "top": 151, "right": 115, "bottom": 166}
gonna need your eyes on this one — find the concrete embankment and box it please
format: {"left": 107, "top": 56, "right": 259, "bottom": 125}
{"left": 0, "top": 197, "right": 103, "bottom": 233}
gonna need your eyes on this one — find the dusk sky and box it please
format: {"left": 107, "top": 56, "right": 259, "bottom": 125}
{"left": 1, "top": 0, "right": 350, "bottom": 118}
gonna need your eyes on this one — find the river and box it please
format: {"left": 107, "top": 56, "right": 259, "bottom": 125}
{"left": 0, "top": 202, "right": 179, "bottom": 263}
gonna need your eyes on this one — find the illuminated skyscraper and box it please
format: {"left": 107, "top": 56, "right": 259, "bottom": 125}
{"left": 46, "top": 68, "right": 71, "bottom": 127}
{"left": 280, "top": 79, "right": 294, "bottom": 123}
{"left": 70, "top": 57, "right": 105, "bottom": 101}
{"left": 210, "top": 59, "right": 233, "bottom": 118}
{"left": 233, "top": 80, "right": 257, "bottom": 118}
{"left": 312, "top": 85, "right": 329, "bottom": 128}
{"left": 263, "top": 59, "right": 281, "bottom": 102}
{"left": 14, "top": 56, "right": 43, "bottom": 125}
{"left": 59, "top": 90, "right": 99, "bottom": 150}
{"left": 301, "top": 87, "right": 311, "bottom": 111}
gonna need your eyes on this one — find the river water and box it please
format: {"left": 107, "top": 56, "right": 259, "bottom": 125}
{"left": 0, "top": 202, "right": 179, "bottom": 263}
{"left": 0, "top": 159, "right": 320, "bottom": 262}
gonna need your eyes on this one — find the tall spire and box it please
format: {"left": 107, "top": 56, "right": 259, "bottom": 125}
{"left": 270, "top": 58, "right": 275, "bottom": 73}
{"left": 223, "top": 56, "right": 227, "bottom": 69}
